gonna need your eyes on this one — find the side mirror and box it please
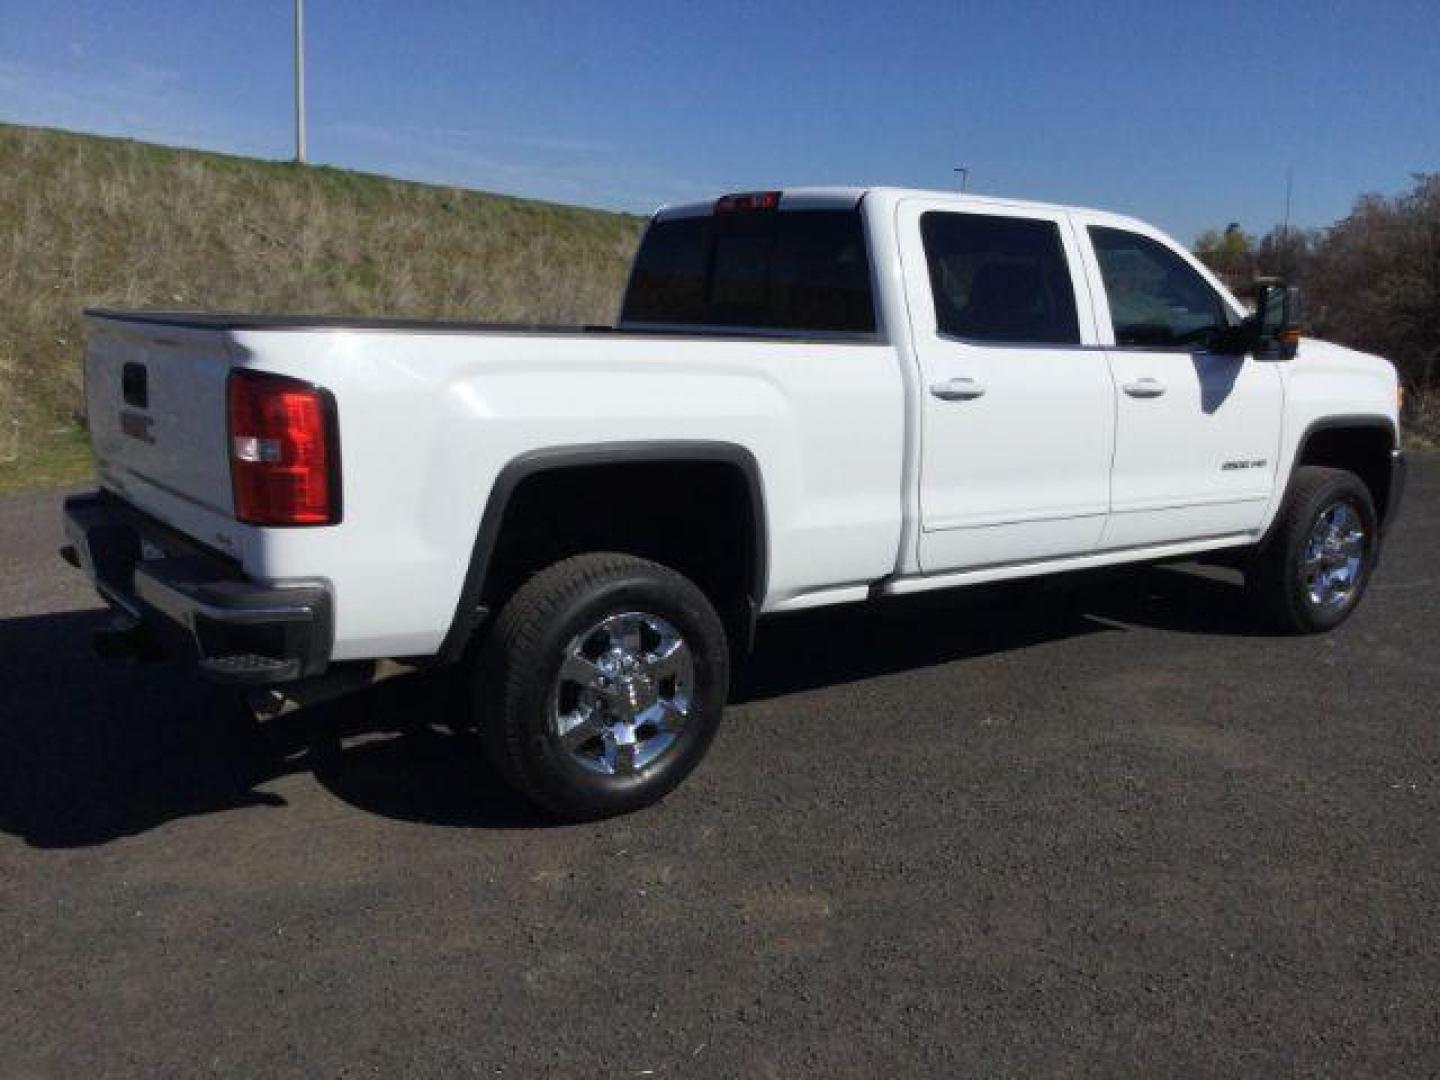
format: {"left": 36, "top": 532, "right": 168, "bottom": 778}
{"left": 1255, "top": 281, "right": 1302, "bottom": 360}
{"left": 1213, "top": 280, "right": 1302, "bottom": 358}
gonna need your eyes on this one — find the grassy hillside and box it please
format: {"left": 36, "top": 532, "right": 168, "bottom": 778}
{"left": 0, "top": 123, "right": 644, "bottom": 493}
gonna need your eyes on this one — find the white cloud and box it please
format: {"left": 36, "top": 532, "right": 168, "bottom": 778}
{"left": 361, "top": 122, "right": 613, "bottom": 156}
{"left": 328, "top": 120, "right": 706, "bottom": 212}
{"left": 0, "top": 56, "right": 275, "bottom": 158}
{"left": 0, "top": 56, "right": 706, "bottom": 212}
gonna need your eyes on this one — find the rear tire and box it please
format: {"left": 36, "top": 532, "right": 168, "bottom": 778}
{"left": 1245, "top": 466, "right": 1378, "bottom": 634}
{"left": 476, "top": 553, "right": 729, "bottom": 820}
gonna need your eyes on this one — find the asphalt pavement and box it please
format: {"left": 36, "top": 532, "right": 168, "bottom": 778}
{"left": 2, "top": 460, "right": 1437, "bottom": 1077}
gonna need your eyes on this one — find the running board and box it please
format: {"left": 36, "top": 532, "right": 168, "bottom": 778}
{"left": 878, "top": 533, "right": 1257, "bottom": 598}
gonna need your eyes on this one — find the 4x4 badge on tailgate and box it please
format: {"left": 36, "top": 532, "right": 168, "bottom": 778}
{"left": 120, "top": 410, "right": 156, "bottom": 444}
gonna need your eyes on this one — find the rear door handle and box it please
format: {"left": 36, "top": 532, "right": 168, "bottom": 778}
{"left": 1122, "top": 378, "right": 1166, "bottom": 399}
{"left": 930, "top": 377, "right": 987, "bottom": 401}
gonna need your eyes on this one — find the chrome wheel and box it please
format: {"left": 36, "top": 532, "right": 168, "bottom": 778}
{"left": 549, "top": 611, "right": 694, "bottom": 776}
{"left": 1301, "top": 499, "right": 1367, "bottom": 609}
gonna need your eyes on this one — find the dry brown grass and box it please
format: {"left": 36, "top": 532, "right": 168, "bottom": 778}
{"left": 0, "top": 122, "right": 643, "bottom": 480}
{"left": 1404, "top": 386, "right": 1440, "bottom": 449}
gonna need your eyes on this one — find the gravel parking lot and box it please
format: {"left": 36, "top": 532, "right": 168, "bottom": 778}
{"left": 2, "top": 459, "right": 1437, "bottom": 1077}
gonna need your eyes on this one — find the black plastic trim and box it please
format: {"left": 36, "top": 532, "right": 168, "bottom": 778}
{"left": 86, "top": 308, "right": 887, "bottom": 346}
{"left": 89, "top": 487, "right": 240, "bottom": 567}
{"left": 1384, "top": 450, "right": 1407, "bottom": 536}
{"left": 62, "top": 492, "right": 333, "bottom": 684}
{"left": 436, "top": 441, "right": 769, "bottom": 664}
{"left": 1293, "top": 413, "right": 1398, "bottom": 447}
{"left": 1266, "top": 414, "right": 1401, "bottom": 546}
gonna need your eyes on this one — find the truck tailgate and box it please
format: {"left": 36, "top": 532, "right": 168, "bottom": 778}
{"left": 85, "top": 315, "right": 236, "bottom": 531}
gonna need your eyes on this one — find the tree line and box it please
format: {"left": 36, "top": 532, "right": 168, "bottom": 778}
{"left": 1194, "top": 173, "right": 1439, "bottom": 437}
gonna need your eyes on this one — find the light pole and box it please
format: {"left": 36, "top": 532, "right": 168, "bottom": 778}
{"left": 294, "top": 0, "right": 307, "bottom": 163}
{"left": 953, "top": 166, "right": 969, "bottom": 194}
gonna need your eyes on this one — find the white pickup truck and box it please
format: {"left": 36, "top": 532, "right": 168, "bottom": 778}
{"left": 63, "top": 186, "right": 1407, "bottom": 819}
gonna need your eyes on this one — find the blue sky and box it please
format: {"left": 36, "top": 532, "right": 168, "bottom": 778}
{"left": 2, "top": 0, "right": 1437, "bottom": 242}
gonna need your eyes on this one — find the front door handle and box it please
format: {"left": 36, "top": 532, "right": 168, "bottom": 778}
{"left": 1122, "top": 378, "right": 1166, "bottom": 399}
{"left": 930, "top": 377, "right": 987, "bottom": 401}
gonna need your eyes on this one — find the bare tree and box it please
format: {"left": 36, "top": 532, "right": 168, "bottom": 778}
{"left": 1194, "top": 222, "right": 1254, "bottom": 289}
{"left": 1194, "top": 175, "right": 1440, "bottom": 439}
{"left": 1306, "top": 174, "right": 1440, "bottom": 392}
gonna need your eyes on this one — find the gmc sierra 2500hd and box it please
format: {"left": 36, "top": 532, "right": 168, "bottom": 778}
{"left": 63, "top": 187, "right": 1406, "bottom": 819}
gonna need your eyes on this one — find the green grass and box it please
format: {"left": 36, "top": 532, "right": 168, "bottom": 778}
{"left": 0, "top": 425, "right": 93, "bottom": 497}
{"left": 0, "top": 122, "right": 644, "bottom": 494}
{"left": 8, "top": 123, "right": 1428, "bottom": 496}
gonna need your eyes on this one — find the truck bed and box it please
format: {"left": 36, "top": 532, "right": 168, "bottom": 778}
{"left": 80, "top": 306, "right": 906, "bottom": 659}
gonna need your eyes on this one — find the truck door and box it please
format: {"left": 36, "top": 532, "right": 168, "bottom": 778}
{"left": 896, "top": 199, "right": 1115, "bottom": 572}
{"left": 1073, "top": 219, "right": 1283, "bottom": 549}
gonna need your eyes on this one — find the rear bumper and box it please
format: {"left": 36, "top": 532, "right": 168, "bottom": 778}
{"left": 62, "top": 491, "right": 331, "bottom": 684}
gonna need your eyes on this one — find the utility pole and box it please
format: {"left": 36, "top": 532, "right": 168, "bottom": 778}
{"left": 1281, "top": 165, "right": 1293, "bottom": 243}
{"left": 953, "top": 166, "right": 970, "bottom": 194}
{"left": 1280, "top": 165, "right": 1294, "bottom": 278}
{"left": 294, "top": 0, "right": 307, "bottom": 163}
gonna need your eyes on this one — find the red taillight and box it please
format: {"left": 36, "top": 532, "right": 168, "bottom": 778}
{"left": 226, "top": 370, "right": 339, "bottom": 526}
{"left": 714, "top": 190, "right": 781, "bottom": 214}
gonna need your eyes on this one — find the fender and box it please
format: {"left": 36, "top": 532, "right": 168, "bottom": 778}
{"left": 1263, "top": 414, "right": 1401, "bottom": 546}
{"left": 435, "top": 440, "right": 769, "bottom": 663}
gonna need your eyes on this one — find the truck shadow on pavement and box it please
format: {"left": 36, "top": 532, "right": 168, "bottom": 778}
{"left": 0, "top": 562, "right": 1263, "bottom": 848}
{"left": 737, "top": 562, "right": 1266, "bottom": 702}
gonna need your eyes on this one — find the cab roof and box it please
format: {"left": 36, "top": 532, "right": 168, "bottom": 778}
{"left": 653, "top": 186, "right": 1144, "bottom": 231}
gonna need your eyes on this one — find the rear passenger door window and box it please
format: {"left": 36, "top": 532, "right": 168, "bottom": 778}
{"left": 920, "top": 212, "right": 1080, "bottom": 345}
{"left": 1088, "top": 226, "right": 1229, "bottom": 348}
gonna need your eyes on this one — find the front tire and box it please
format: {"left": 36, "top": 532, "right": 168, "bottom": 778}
{"left": 477, "top": 553, "right": 729, "bottom": 820}
{"left": 1245, "top": 465, "right": 1378, "bottom": 634}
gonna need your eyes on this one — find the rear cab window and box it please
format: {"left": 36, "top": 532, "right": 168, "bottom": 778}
{"left": 620, "top": 206, "right": 876, "bottom": 335}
